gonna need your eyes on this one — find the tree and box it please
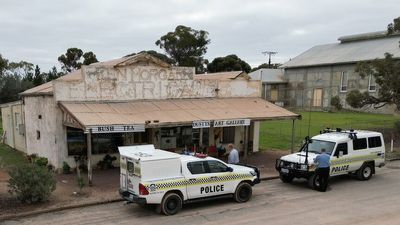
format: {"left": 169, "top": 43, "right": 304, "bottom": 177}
{"left": 0, "top": 54, "right": 9, "bottom": 76}
{"left": 82, "top": 51, "right": 99, "bottom": 65}
{"left": 124, "top": 50, "right": 174, "bottom": 64}
{"left": 250, "top": 63, "right": 282, "bottom": 72}
{"left": 207, "top": 55, "right": 251, "bottom": 73}
{"left": 44, "top": 66, "right": 64, "bottom": 82}
{"left": 156, "top": 25, "right": 210, "bottom": 73}
{"left": 0, "top": 56, "right": 34, "bottom": 103}
{"left": 33, "top": 65, "right": 45, "bottom": 86}
{"left": 346, "top": 53, "right": 400, "bottom": 110}
{"left": 58, "top": 48, "right": 98, "bottom": 73}
{"left": 387, "top": 17, "right": 400, "bottom": 34}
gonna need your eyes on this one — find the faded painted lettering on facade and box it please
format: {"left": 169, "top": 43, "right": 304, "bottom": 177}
{"left": 54, "top": 64, "right": 260, "bottom": 102}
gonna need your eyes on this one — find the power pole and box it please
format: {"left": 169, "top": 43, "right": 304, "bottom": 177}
{"left": 262, "top": 51, "right": 278, "bottom": 68}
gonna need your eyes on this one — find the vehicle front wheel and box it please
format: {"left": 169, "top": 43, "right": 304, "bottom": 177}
{"left": 279, "top": 173, "right": 294, "bottom": 183}
{"left": 234, "top": 182, "right": 253, "bottom": 203}
{"left": 357, "top": 163, "right": 373, "bottom": 181}
{"left": 308, "top": 173, "right": 321, "bottom": 190}
{"left": 160, "top": 192, "right": 183, "bottom": 216}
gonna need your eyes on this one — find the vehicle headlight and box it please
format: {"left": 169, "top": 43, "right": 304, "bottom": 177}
{"left": 290, "top": 163, "right": 295, "bottom": 169}
{"left": 300, "top": 164, "right": 308, "bottom": 171}
{"left": 250, "top": 170, "right": 257, "bottom": 176}
{"left": 280, "top": 161, "right": 284, "bottom": 166}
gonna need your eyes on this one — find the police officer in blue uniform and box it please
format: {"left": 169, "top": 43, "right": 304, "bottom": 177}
{"left": 314, "top": 148, "right": 331, "bottom": 192}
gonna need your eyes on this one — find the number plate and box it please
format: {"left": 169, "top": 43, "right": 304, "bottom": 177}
{"left": 281, "top": 168, "right": 289, "bottom": 173}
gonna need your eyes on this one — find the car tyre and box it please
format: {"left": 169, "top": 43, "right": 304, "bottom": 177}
{"left": 357, "top": 163, "right": 373, "bottom": 181}
{"left": 160, "top": 192, "right": 183, "bottom": 216}
{"left": 234, "top": 182, "right": 253, "bottom": 203}
{"left": 279, "top": 173, "right": 294, "bottom": 183}
{"left": 308, "top": 173, "right": 321, "bottom": 190}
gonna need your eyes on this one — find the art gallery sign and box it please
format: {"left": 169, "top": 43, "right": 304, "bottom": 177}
{"left": 192, "top": 119, "right": 251, "bottom": 128}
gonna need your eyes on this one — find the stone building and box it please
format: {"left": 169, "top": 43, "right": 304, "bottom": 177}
{"left": 281, "top": 31, "right": 400, "bottom": 113}
{"left": 1, "top": 53, "right": 298, "bottom": 172}
{"left": 248, "top": 69, "right": 287, "bottom": 107}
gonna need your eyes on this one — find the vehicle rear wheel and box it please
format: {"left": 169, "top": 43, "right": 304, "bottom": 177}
{"left": 357, "top": 163, "right": 373, "bottom": 181}
{"left": 308, "top": 173, "right": 321, "bottom": 190}
{"left": 279, "top": 173, "right": 294, "bottom": 183}
{"left": 234, "top": 182, "right": 253, "bottom": 203}
{"left": 160, "top": 192, "right": 183, "bottom": 215}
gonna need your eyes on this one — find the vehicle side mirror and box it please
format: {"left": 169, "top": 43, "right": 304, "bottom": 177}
{"left": 226, "top": 167, "right": 233, "bottom": 172}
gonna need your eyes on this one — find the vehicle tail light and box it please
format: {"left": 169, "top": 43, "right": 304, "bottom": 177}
{"left": 139, "top": 183, "right": 149, "bottom": 195}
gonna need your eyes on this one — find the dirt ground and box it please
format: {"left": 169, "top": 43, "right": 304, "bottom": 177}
{"left": 0, "top": 150, "right": 288, "bottom": 219}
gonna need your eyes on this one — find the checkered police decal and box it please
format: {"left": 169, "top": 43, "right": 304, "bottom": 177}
{"left": 145, "top": 173, "right": 254, "bottom": 191}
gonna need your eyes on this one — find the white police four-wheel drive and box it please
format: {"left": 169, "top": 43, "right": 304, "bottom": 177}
{"left": 119, "top": 145, "right": 260, "bottom": 215}
{"left": 275, "top": 129, "right": 385, "bottom": 190}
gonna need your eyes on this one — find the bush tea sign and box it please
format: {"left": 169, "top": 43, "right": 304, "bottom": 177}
{"left": 85, "top": 124, "right": 145, "bottom": 133}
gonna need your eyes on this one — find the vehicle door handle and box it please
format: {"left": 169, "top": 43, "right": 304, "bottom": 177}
{"left": 210, "top": 176, "right": 218, "bottom": 179}
{"left": 189, "top": 178, "right": 196, "bottom": 182}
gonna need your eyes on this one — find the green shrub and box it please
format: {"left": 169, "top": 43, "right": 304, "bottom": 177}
{"left": 63, "top": 161, "right": 71, "bottom": 174}
{"left": 26, "top": 154, "right": 38, "bottom": 163}
{"left": 35, "top": 157, "right": 48, "bottom": 167}
{"left": 331, "top": 96, "right": 343, "bottom": 110}
{"left": 8, "top": 164, "right": 56, "bottom": 203}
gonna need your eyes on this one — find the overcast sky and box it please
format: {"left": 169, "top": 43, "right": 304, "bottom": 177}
{"left": 1, "top": 0, "right": 399, "bottom": 71}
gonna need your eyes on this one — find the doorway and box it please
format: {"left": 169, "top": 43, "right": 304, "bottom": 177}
{"left": 312, "top": 88, "right": 323, "bottom": 107}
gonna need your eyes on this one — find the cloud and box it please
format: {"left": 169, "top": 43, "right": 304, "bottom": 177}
{"left": 0, "top": 0, "right": 399, "bottom": 70}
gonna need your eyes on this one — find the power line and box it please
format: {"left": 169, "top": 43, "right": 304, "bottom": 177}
{"left": 262, "top": 51, "right": 278, "bottom": 68}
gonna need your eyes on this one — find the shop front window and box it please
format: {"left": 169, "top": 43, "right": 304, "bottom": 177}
{"left": 67, "top": 127, "right": 126, "bottom": 155}
{"left": 67, "top": 127, "right": 86, "bottom": 155}
{"left": 222, "top": 127, "right": 235, "bottom": 144}
{"left": 160, "top": 126, "right": 209, "bottom": 150}
{"left": 93, "top": 133, "right": 124, "bottom": 154}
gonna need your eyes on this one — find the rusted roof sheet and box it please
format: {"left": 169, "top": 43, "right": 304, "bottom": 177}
{"left": 60, "top": 98, "right": 298, "bottom": 127}
{"left": 194, "top": 71, "right": 249, "bottom": 80}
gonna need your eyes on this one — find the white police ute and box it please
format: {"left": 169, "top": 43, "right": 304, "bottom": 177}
{"left": 119, "top": 145, "right": 260, "bottom": 215}
{"left": 275, "top": 129, "right": 385, "bottom": 190}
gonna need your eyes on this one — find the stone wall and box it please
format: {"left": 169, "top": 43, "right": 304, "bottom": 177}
{"left": 284, "top": 64, "right": 396, "bottom": 114}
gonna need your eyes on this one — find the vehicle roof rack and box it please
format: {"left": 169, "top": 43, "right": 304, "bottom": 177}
{"left": 320, "top": 128, "right": 358, "bottom": 139}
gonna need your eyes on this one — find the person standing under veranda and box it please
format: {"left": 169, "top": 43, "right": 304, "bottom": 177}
{"left": 227, "top": 143, "right": 239, "bottom": 164}
{"left": 313, "top": 148, "right": 331, "bottom": 192}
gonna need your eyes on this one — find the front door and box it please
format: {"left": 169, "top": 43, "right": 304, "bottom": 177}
{"left": 186, "top": 160, "right": 228, "bottom": 199}
{"left": 313, "top": 88, "right": 323, "bottom": 107}
{"left": 330, "top": 142, "right": 351, "bottom": 176}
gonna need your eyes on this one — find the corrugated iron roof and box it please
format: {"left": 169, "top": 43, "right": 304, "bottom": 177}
{"left": 60, "top": 98, "right": 298, "bottom": 127}
{"left": 281, "top": 32, "right": 400, "bottom": 68}
{"left": 249, "top": 69, "right": 287, "bottom": 83}
{"left": 194, "top": 71, "right": 249, "bottom": 80}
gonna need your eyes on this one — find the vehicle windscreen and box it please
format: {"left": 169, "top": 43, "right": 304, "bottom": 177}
{"left": 301, "top": 139, "right": 336, "bottom": 155}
